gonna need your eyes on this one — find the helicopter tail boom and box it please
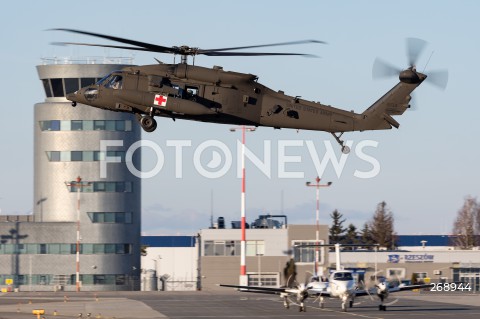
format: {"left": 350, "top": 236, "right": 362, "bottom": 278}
{"left": 358, "top": 77, "right": 424, "bottom": 131}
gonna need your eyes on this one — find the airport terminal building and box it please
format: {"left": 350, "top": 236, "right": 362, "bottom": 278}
{"left": 0, "top": 58, "right": 142, "bottom": 291}
{"left": 140, "top": 222, "right": 480, "bottom": 292}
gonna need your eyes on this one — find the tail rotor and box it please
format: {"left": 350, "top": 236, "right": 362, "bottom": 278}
{"left": 372, "top": 37, "right": 449, "bottom": 109}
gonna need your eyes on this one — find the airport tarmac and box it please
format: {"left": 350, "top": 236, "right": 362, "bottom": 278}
{"left": 0, "top": 291, "right": 479, "bottom": 319}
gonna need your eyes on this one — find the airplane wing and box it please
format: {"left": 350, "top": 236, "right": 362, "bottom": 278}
{"left": 351, "top": 283, "right": 432, "bottom": 298}
{"left": 219, "top": 284, "right": 288, "bottom": 295}
{"left": 220, "top": 283, "right": 336, "bottom": 299}
{"left": 353, "top": 289, "right": 374, "bottom": 297}
{"left": 308, "top": 291, "right": 332, "bottom": 297}
{"left": 391, "top": 283, "right": 433, "bottom": 292}
{"left": 220, "top": 283, "right": 333, "bottom": 297}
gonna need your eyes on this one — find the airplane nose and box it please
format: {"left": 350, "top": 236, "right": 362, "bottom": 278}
{"left": 336, "top": 283, "right": 347, "bottom": 294}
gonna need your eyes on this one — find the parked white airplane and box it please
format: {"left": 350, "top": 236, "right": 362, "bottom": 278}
{"left": 220, "top": 243, "right": 432, "bottom": 312}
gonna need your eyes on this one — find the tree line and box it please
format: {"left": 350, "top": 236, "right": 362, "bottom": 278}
{"left": 452, "top": 196, "right": 480, "bottom": 249}
{"left": 329, "top": 196, "right": 480, "bottom": 250}
{"left": 329, "top": 201, "right": 395, "bottom": 250}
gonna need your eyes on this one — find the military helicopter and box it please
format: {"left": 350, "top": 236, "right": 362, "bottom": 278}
{"left": 52, "top": 29, "right": 448, "bottom": 153}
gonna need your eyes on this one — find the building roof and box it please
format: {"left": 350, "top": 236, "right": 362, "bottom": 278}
{"left": 140, "top": 234, "right": 457, "bottom": 248}
{"left": 141, "top": 236, "right": 196, "bottom": 247}
{"left": 396, "top": 235, "right": 455, "bottom": 247}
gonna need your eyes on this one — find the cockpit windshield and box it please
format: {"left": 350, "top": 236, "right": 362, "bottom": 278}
{"left": 333, "top": 272, "right": 353, "bottom": 281}
{"left": 96, "top": 72, "right": 123, "bottom": 89}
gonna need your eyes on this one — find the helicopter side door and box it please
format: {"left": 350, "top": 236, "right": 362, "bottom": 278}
{"left": 203, "top": 83, "right": 262, "bottom": 123}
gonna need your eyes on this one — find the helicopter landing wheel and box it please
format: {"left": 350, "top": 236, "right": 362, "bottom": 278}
{"left": 331, "top": 132, "right": 350, "bottom": 154}
{"left": 71, "top": 101, "right": 77, "bottom": 107}
{"left": 140, "top": 115, "right": 157, "bottom": 132}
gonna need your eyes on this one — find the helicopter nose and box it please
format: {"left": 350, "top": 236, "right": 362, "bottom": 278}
{"left": 66, "top": 92, "right": 76, "bottom": 101}
{"left": 66, "top": 91, "right": 79, "bottom": 106}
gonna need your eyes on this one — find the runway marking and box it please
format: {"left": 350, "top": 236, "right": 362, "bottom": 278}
{"left": 271, "top": 299, "right": 385, "bottom": 319}
{"left": 315, "top": 307, "right": 384, "bottom": 319}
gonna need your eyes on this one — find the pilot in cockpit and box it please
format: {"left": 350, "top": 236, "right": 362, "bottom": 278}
{"left": 110, "top": 75, "right": 123, "bottom": 89}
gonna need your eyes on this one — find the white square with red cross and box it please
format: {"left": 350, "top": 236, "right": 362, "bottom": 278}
{"left": 153, "top": 94, "right": 168, "bottom": 108}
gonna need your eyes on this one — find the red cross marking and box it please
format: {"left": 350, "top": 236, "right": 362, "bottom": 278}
{"left": 154, "top": 94, "right": 167, "bottom": 107}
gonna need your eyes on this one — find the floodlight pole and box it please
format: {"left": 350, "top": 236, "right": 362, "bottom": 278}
{"left": 305, "top": 176, "right": 332, "bottom": 277}
{"left": 230, "top": 125, "right": 256, "bottom": 285}
{"left": 65, "top": 176, "right": 90, "bottom": 292}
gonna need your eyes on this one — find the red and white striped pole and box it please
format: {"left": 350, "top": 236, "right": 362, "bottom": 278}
{"left": 306, "top": 176, "right": 332, "bottom": 277}
{"left": 240, "top": 126, "right": 246, "bottom": 279}
{"left": 230, "top": 126, "right": 255, "bottom": 285}
{"left": 66, "top": 176, "right": 90, "bottom": 292}
{"left": 75, "top": 176, "right": 81, "bottom": 292}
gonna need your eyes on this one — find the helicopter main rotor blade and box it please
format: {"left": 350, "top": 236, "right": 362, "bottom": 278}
{"left": 202, "top": 51, "right": 318, "bottom": 57}
{"left": 51, "top": 28, "right": 321, "bottom": 58}
{"left": 372, "top": 57, "right": 401, "bottom": 79}
{"left": 199, "top": 39, "right": 326, "bottom": 54}
{"left": 51, "top": 42, "right": 153, "bottom": 52}
{"left": 406, "top": 37, "right": 427, "bottom": 67}
{"left": 50, "top": 28, "right": 178, "bottom": 54}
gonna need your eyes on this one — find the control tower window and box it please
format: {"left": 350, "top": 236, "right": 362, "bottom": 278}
{"left": 64, "top": 78, "right": 80, "bottom": 94}
{"left": 51, "top": 78, "right": 64, "bottom": 97}
{"left": 42, "top": 79, "right": 52, "bottom": 98}
{"left": 81, "top": 77, "right": 96, "bottom": 87}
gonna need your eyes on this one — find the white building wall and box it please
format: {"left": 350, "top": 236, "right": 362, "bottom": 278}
{"left": 141, "top": 246, "right": 198, "bottom": 291}
{"left": 333, "top": 250, "right": 480, "bottom": 264}
{"left": 201, "top": 228, "right": 288, "bottom": 256}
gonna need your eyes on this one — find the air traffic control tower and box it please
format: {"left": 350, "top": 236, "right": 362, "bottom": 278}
{"left": 0, "top": 57, "right": 141, "bottom": 291}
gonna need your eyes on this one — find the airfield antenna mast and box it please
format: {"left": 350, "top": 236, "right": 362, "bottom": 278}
{"left": 305, "top": 177, "right": 332, "bottom": 277}
{"left": 65, "top": 176, "right": 90, "bottom": 292}
{"left": 210, "top": 189, "right": 214, "bottom": 229}
{"left": 230, "top": 125, "right": 256, "bottom": 285}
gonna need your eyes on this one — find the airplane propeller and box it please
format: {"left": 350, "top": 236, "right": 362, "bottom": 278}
{"left": 372, "top": 37, "right": 449, "bottom": 91}
{"left": 284, "top": 273, "right": 311, "bottom": 311}
{"left": 360, "top": 280, "right": 375, "bottom": 301}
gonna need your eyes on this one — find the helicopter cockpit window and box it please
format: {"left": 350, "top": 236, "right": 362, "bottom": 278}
{"left": 105, "top": 75, "right": 123, "bottom": 89}
{"left": 96, "top": 74, "right": 112, "bottom": 86}
{"left": 96, "top": 73, "right": 123, "bottom": 89}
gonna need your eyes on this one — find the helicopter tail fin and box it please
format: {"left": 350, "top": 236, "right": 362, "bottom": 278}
{"left": 360, "top": 82, "right": 416, "bottom": 130}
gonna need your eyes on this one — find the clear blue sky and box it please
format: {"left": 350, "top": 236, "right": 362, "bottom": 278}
{"left": 0, "top": 0, "right": 478, "bottom": 235}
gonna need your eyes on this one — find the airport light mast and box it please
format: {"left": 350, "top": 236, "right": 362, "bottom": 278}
{"left": 65, "top": 176, "right": 91, "bottom": 292}
{"left": 230, "top": 125, "right": 256, "bottom": 285}
{"left": 305, "top": 176, "right": 332, "bottom": 277}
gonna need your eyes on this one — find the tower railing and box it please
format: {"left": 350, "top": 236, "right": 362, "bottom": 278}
{"left": 40, "top": 56, "right": 134, "bottom": 65}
